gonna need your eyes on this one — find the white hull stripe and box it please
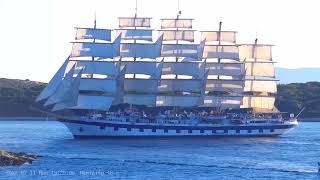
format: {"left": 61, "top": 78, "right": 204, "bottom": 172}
{"left": 58, "top": 119, "right": 296, "bottom": 131}
{"left": 73, "top": 134, "right": 281, "bottom": 138}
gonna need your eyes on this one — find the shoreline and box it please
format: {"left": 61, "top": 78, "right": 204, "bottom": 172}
{"left": 0, "top": 150, "right": 38, "bottom": 166}
{"left": 298, "top": 118, "right": 320, "bottom": 122}
{"left": 0, "top": 117, "right": 56, "bottom": 121}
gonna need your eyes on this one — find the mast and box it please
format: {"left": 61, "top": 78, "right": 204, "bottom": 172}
{"left": 135, "top": 0, "right": 138, "bottom": 17}
{"left": 217, "top": 21, "right": 222, "bottom": 80}
{"left": 175, "top": 11, "right": 180, "bottom": 79}
{"left": 216, "top": 21, "right": 222, "bottom": 111}
{"left": 248, "top": 38, "right": 258, "bottom": 112}
{"left": 174, "top": 0, "right": 182, "bottom": 82}
{"left": 176, "top": 1, "right": 181, "bottom": 62}
{"left": 94, "top": 12, "right": 97, "bottom": 29}
{"left": 250, "top": 38, "right": 258, "bottom": 109}
{"left": 252, "top": 38, "right": 258, "bottom": 80}
{"left": 91, "top": 13, "right": 97, "bottom": 79}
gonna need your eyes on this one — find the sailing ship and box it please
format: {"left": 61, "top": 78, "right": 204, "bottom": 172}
{"left": 35, "top": 11, "right": 298, "bottom": 138}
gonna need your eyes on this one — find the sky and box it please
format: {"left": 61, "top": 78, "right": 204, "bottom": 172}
{"left": 0, "top": 0, "right": 319, "bottom": 82}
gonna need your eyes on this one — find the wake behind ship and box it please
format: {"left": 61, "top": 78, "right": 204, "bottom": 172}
{"left": 35, "top": 11, "right": 298, "bottom": 138}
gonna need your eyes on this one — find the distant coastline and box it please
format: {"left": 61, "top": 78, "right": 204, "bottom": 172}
{"left": 0, "top": 117, "right": 56, "bottom": 121}
{"left": 276, "top": 67, "right": 320, "bottom": 84}
{"left": 297, "top": 118, "right": 320, "bottom": 122}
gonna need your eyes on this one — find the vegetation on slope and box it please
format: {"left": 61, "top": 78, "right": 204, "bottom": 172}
{"left": 0, "top": 78, "right": 319, "bottom": 117}
{"left": 0, "top": 78, "right": 46, "bottom": 117}
{"left": 276, "top": 82, "right": 320, "bottom": 117}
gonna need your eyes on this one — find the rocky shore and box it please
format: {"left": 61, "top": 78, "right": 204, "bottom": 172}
{"left": 0, "top": 150, "right": 38, "bottom": 166}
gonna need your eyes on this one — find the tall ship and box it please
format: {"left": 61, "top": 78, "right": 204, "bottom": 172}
{"left": 36, "top": 10, "right": 298, "bottom": 138}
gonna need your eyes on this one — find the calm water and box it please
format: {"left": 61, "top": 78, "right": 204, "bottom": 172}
{"left": 0, "top": 120, "right": 319, "bottom": 180}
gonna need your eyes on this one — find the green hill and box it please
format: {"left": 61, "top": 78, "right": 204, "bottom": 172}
{"left": 0, "top": 78, "right": 319, "bottom": 118}
{"left": 276, "top": 82, "right": 320, "bottom": 117}
{"left": 0, "top": 78, "right": 46, "bottom": 117}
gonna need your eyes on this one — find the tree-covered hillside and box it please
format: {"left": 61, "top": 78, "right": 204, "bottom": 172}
{"left": 0, "top": 78, "right": 319, "bottom": 117}
{"left": 0, "top": 78, "right": 46, "bottom": 117}
{"left": 276, "top": 82, "right": 320, "bottom": 117}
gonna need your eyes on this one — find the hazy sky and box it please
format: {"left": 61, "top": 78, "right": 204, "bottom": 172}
{"left": 0, "top": 0, "right": 319, "bottom": 82}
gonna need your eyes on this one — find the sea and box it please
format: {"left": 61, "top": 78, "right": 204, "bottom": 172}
{"left": 0, "top": 120, "right": 319, "bottom": 180}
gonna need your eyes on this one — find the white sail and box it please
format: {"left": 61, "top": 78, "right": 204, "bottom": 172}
{"left": 116, "top": 29, "right": 153, "bottom": 41}
{"left": 51, "top": 69, "right": 82, "bottom": 111}
{"left": 113, "top": 34, "right": 122, "bottom": 57}
{"left": 121, "top": 61, "right": 158, "bottom": 76}
{"left": 113, "top": 66, "right": 126, "bottom": 105}
{"left": 240, "top": 44, "right": 272, "bottom": 60}
{"left": 69, "top": 95, "right": 114, "bottom": 111}
{"left": 161, "top": 19, "right": 192, "bottom": 29}
{"left": 71, "top": 34, "right": 121, "bottom": 58}
{"left": 120, "top": 35, "right": 163, "bottom": 58}
{"left": 206, "top": 79, "right": 243, "bottom": 93}
{"left": 162, "top": 62, "right": 204, "bottom": 78}
{"left": 118, "top": 17, "right": 151, "bottom": 28}
{"left": 73, "top": 60, "right": 119, "bottom": 76}
{"left": 79, "top": 78, "right": 117, "bottom": 94}
{"left": 244, "top": 80, "right": 277, "bottom": 93}
{"left": 36, "top": 58, "right": 69, "bottom": 102}
{"left": 203, "top": 96, "right": 242, "bottom": 108}
{"left": 203, "top": 45, "right": 239, "bottom": 60}
{"left": 124, "top": 94, "right": 156, "bottom": 106}
{"left": 75, "top": 28, "right": 112, "bottom": 41}
{"left": 161, "top": 44, "right": 199, "bottom": 59}
{"left": 156, "top": 59, "right": 164, "bottom": 78}
{"left": 198, "top": 40, "right": 206, "bottom": 60}
{"left": 156, "top": 95, "right": 201, "bottom": 107}
{"left": 64, "top": 61, "right": 77, "bottom": 76}
{"left": 159, "top": 79, "right": 202, "bottom": 93}
{"left": 201, "top": 70, "right": 210, "bottom": 95}
{"left": 71, "top": 42, "right": 115, "bottom": 58}
{"left": 124, "top": 79, "right": 159, "bottom": 93}
{"left": 244, "top": 62, "right": 275, "bottom": 77}
{"left": 121, "top": 44, "right": 159, "bottom": 58}
{"left": 201, "top": 31, "right": 236, "bottom": 44}
{"left": 206, "top": 62, "right": 243, "bottom": 77}
{"left": 158, "top": 30, "right": 194, "bottom": 42}
{"left": 241, "top": 96, "right": 275, "bottom": 110}
{"left": 44, "top": 64, "right": 75, "bottom": 106}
